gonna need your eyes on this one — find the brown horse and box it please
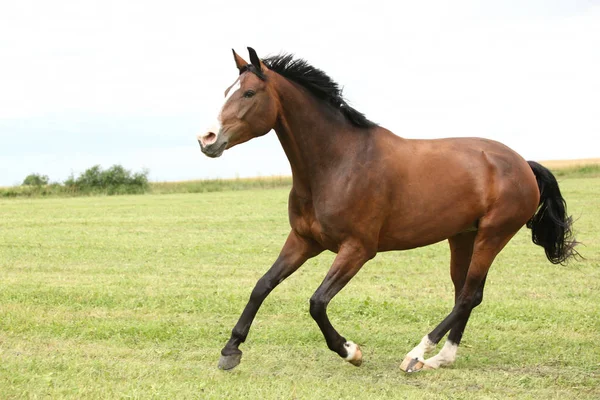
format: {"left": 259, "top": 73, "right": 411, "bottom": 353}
{"left": 197, "top": 48, "right": 578, "bottom": 372}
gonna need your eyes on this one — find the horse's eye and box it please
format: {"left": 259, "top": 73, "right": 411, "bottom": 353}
{"left": 243, "top": 90, "right": 256, "bottom": 98}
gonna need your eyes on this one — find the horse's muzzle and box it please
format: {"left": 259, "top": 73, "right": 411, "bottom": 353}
{"left": 199, "top": 139, "right": 227, "bottom": 158}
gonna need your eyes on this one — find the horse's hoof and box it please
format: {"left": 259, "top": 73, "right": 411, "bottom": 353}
{"left": 400, "top": 356, "right": 425, "bottom": 373}
{"left": 344, "top": 341, "right": 363, "bottom": 367}
{"left": 349, "top": 357, "right": 363, "bottom": 367}
{"left": 218, "top": 353, "right": 242, "bottom": 370}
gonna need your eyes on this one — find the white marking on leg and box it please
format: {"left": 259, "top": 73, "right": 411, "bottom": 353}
{"left": 406, "top": 335, "right": 436, "bottom": 362}
{"left": 343, "top": 341, "right": 360, "bottom": 361}
{"left": 424, "top": 340, "right": 458, "bottom": 369}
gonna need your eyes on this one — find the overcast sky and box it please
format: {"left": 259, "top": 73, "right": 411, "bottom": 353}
{"left": 0, "top": 0, "right": 598, "bottom": 186}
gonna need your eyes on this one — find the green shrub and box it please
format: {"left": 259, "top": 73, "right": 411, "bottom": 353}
{"left": 65, "top": 165, "right": 149, "bottom": 194}
{"left": 22, "top": 174, "right": 49, "bottom": 186}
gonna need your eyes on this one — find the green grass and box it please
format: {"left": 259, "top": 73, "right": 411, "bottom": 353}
{"left": 0, "top": 178, "right": 599, "bottom": 399}
{"left": 551, "top": 164, "right": 600, "bottom": 179}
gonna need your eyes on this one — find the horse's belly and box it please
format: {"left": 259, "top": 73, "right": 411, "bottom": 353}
{"left": 377, "top": 205, "right": 482, "bottom": 251}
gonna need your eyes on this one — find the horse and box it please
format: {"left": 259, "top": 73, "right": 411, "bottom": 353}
{"left": 197, "top": 47, "right": 578, "bottom": 372}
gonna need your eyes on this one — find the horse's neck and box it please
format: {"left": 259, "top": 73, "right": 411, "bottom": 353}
{"left": 273, "top": 78, "right": 366, "bottom": 197}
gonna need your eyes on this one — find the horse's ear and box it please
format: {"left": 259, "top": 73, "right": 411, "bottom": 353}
{"left": 247, "top": 47, "right": 266, "bottom": 72}
{"left": 232, "top": 49, "right": 248, "bottom": 72}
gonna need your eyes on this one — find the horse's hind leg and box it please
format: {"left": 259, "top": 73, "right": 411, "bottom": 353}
{"left": 400, "top": 231, "right": 476, "bottom": 370}
{"left": 424, "top": 275, "right": 488, "bottom": 369}
{"left": 424, "top": 232, "right": 489, "bottom": 369}
{"left": 218, "top": 231, "right": 322, "bottom": 370}
{"left": 309, "top": 241, "right": 375, "bottom": 366}
{"left": 401, "top": 225, "right": 518, "bottom": 373}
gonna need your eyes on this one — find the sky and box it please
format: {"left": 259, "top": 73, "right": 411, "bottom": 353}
{"left": 0, "top": 0, "right": 599, "bottom": 186}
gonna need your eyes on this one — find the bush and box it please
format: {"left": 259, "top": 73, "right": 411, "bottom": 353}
{"left": 65, "top": 165, "right": 149, "bottom": 194}
{"left": 22, "top": 173, "right": 49, "bottom": 186}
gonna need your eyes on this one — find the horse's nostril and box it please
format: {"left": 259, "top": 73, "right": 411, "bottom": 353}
{"left": 200, "top": 132, "right": 218, "bottom": 147}
{"left": 198, "top": 131, "right": 217, "bottom": 147}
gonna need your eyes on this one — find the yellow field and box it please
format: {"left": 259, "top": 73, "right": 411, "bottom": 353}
{"left": 540, "top": 158, "right": 600, "bottom": 168}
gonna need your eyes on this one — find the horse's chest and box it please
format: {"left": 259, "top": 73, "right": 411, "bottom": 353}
{"left": 289, "top": 199, "right": 344, "bottom": 252}
{"left": 309, "top": 218, "right": 342, "bottom": 252}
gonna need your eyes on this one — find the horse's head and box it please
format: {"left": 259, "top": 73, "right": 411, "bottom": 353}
{"left": 198, "top": 47, "right": 278, "bottom": 158}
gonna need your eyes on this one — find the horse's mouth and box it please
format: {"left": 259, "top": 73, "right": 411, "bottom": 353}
{"left": 200, "top": 140, "right": 227, "bottom": 158}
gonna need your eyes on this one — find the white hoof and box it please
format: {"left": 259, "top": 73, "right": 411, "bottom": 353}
{"left": 400, "top": 335, "right": 437, "bottom": 372}
{"left": 400, "top": 356, "right": 425, "bottom": 372}
{"left": 344, "top": 341, "right": 363, "bottom": 366}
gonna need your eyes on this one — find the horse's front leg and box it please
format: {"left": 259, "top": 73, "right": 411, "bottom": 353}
{"left": 309, "top": 241, "right": 375, "bottom": 367}
{"left": 218, "top": 231, "right": 322, "bottom": 370}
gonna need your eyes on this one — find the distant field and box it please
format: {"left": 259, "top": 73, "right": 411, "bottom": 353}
{"left": 149, "top": 175, "right": 292, "bottom": 194}
{"left": 0, "top": 177, "right": 598, "bottom": 398}
{"left": 0, "top": 176, "right": 293, "bottom": 198}
{"left": 540, "top": 158, "right": 600, "bottom": 168}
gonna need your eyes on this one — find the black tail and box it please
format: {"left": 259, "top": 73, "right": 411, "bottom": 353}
{"left": 526, "top": 161, "right": 579, "bottom": 264}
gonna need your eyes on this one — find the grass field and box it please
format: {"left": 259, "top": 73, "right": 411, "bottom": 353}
{"left": 0, "top": 177, "right": 599, "bottom": 399}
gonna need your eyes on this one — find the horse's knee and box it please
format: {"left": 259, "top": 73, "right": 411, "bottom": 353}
{"left": 455, "top": 293, "right": 484, "bottom": 316}
{"left": 309, "top": 296, "right": 326, "bottom": 320}
{"left": 452, "top": 298, "right": 471, "bottom": 316}
{"left": 471, "top": 290, "right": 484, "bottom": 309}
{"left": 454, "top": 292, "right": 483, "bottom": 317}
{"left": 249, "top": 277, "right": 274, "bottom": 303}
{"left": 457, "top": 280, "right": 486, "bottom": 312}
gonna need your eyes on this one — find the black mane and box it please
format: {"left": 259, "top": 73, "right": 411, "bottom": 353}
{"left": 262, "top": 54, "right": 377, "bottom": 129}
